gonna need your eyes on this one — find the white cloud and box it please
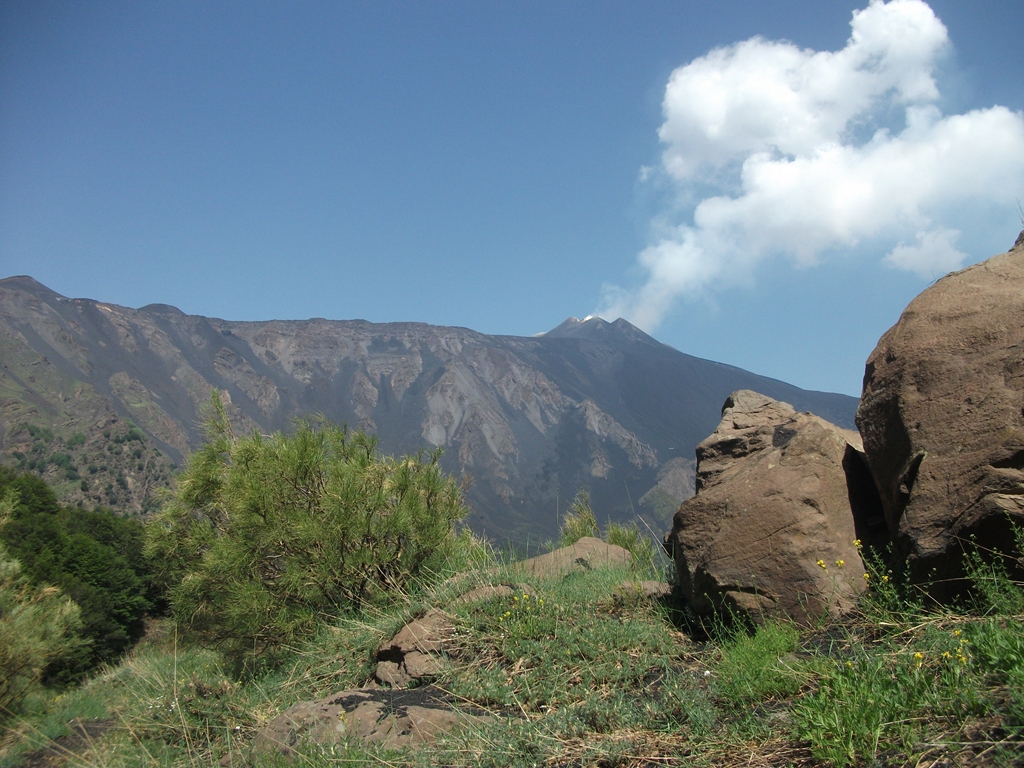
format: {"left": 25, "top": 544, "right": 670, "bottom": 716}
{"left": 602, "top": 0, "right": 1024, "bottom": 328}
{"left": 883, "top": 227, "right": 967, "bottom": 277}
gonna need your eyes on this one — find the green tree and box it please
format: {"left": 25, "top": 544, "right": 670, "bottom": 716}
{"left": 0, "top": 468, "right": 154, "bottom": 681}
{"left": 145, "top": 394, "right": 468, "bottom": 668}
{"left": 0, "top": 493, "right": 84, "bottom": 717}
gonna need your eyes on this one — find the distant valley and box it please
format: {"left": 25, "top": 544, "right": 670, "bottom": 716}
{"left": 0, "top": 276, "right": 858, "bottom": 542}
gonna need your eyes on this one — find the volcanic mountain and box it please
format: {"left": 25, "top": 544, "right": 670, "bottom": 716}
{"left": 0, "top": 276, "right": 857, "bottom": 541}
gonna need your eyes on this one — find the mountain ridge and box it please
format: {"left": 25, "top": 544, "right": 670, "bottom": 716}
{"left": 0, "top": 276, "right": 858, "bottom": 541}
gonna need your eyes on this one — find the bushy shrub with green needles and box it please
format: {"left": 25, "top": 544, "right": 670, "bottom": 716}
{"left": 144, "top": 393, "right": 468, "bottom": 671}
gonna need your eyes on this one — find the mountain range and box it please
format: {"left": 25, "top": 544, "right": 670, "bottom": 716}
{"left": 0, "top": 276, "right": 858, "bottom": 542}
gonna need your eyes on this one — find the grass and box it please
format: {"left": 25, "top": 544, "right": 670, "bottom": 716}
{"left": 2, "top": 535, "right": 1024, "bottom": 767}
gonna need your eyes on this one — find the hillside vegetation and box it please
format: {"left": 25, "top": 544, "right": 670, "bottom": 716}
{"left": 2, "top": 442, "right": 1024, "bottom": 765}
{"left": 0, "top": 469, "right": 155, "bottom": 686}
{"left": 1, "top": 407, "right": 1022, "bottom": 767}
{"left": 3, "top": 419, "right": 176, "bottom": 516}
{"left": 2, "top": 533, "right": 1022, "bottom": 766}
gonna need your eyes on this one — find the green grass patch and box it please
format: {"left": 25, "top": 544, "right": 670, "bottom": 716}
{"left": 3, "top": 526, "right": 1023, "bottom": 767}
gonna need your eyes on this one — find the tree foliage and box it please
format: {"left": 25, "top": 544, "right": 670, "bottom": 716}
{"left": 0, "top": 493, "right": 85, "bottom": 717}
{"left": 144, "top": 394, "right": 468, "bottom": 667}
{"left": 0, "top": 468, "right": 154, "bottom": 681}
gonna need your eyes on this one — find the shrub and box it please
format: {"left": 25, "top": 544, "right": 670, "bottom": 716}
{"left": 605, "top": 520, "right": 656, "bottom": 573}
{"left": 0, "top": 494, "right": 85, "bottom": 717}
{"left": 558, "top": 490, "right": 657, "bottom": 572}
{"left": 0, "top": 469, "right": 154, "bottom": 681}
{"left": 144, "top": 393, "right": 468, "bottom": 669}
{"left": 558, "top": 490, "right": 599, "bottom": 547}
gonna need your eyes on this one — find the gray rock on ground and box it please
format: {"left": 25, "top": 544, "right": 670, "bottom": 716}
{"left": 665, "top": 391, "right": 874, "bottom": 624}
{"left": 515, "top": 536, "right": 632, "bottom": 578}
{"left": 857, "top": 232, "right": 1024, "bottom": 596}
{"left": 247, "top": 686, "right": 486, "bottom": 761}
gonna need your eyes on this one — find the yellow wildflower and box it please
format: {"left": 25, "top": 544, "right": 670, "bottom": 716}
{"left": 816, "top": 559, "right": 827, "bottom": 569}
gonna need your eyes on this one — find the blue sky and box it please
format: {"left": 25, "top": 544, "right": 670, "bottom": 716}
{"left": 2, "top": 1, "right": 1022, "bottom": 397}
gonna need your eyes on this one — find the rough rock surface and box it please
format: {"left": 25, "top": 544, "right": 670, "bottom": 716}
{"left": 516, "top": 536, "right": 632, "bottom": 578}
{"left": 666, "top": 391, "right": 875, "bottom": 624}
{"left": 452, "top": 584, "right": 516, "bottom": 606}
{"left": 247, "top": 686, "right": 484, "bottom": 761}
{"left": 612, "top": 580, "right": 672, "bottom": 606}
{"left": 236, "top": 610, "right": 480, "bottom": 763}
{"left": 374, "top": 608, "right": 455, "bottom": 689}
{"left": 857, "top": 233, "right": 1024, "bottom": 594}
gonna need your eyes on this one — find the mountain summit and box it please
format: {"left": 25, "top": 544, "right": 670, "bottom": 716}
{"left": 543, "top": 316, "right": 660, "bottom": 347}
{"left": 0, "top": 278, "right": 857, "bottom": 541}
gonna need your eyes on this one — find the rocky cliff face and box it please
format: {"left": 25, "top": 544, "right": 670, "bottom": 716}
{"left": 0, "top": 277, "right": 857, "bottom": 540}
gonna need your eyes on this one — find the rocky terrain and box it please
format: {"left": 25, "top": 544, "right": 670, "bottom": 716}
{"left": 667, "top": 230, "right": 1024, "bottom": 625}
{"left": 0, "top": 277, "right": 855, "bottom": 539}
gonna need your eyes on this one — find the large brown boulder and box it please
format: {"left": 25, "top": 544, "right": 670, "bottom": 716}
{"left": 857, "top": 232, "right": 1024, "bottom": 595}
{"left": 665, "top": 391, "right": 877, "bottom": 624}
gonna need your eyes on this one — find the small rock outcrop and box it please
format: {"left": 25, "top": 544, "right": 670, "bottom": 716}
{"left": 515, "top": 536, "right": 632, "bottom": 578}
{"left": 374, "top": 608, "right": 455, "bottom": 689}
{"left": 857, "top": 233, "right": 1024, "bottom": 595}
{"left": 241, "top": 609, "right": 476, "bottom": 763}
{"left": 665, "top": 391, "right": 876, "bottom": 624}
{"left": 612, "top": 580, "right": 672, "bottom": 606}
{"left": 248, "top": 686, "right": 484, "bottom": 760}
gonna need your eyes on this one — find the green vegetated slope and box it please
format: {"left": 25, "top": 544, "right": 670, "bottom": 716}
{"left": 3, "top": 536, "right": 1023, "bottom": 767}
{"left": 1, "top": 429, "right": 1022, "bottom": 768}
{"left": 2, "top": 406, "right": 1021, "bottom": 767}
{"left": 0, "top": 328, "right": 178, "bottom": 516}
{"left": 0, "top": 469, "right": 157, "bottom": 685}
